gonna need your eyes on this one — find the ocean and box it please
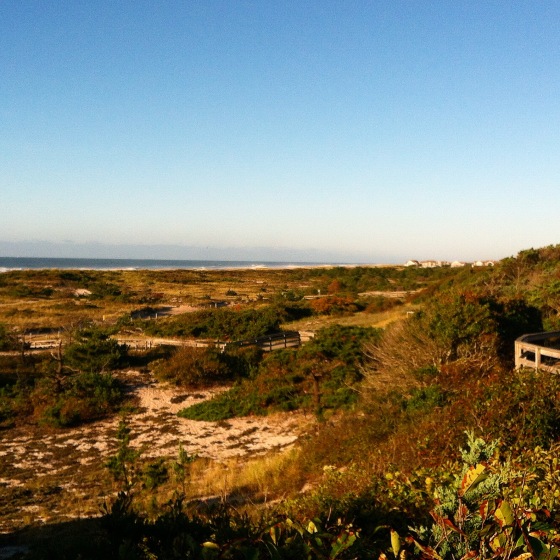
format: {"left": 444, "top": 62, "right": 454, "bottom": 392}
{"left": 0, "top": 257, "right": 341, "bottom": 272}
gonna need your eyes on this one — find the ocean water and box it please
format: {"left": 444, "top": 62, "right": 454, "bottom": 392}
{"left": 0, "top": 257, "right": 337, "bottom": 272}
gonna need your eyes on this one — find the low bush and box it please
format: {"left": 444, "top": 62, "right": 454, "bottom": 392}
{"left": 178, "top": 385, "right": 260, "bottom": 420}
{"left": 154, "top": 343, "right": 263, "bottom": 389}
{"left": 363, "top": 295, "right": 403, "bottom": 313}
{"left": 37, "top": 371, "right": 124, "bottom": 427}
{"left": 309, "top": 296, "right": 359, "bottom": 316}
{"left": 0, "top": 351, "right": 124, "bottom": 428}
{"left": 153, "top": 346, "right": 231, "bottom": 388}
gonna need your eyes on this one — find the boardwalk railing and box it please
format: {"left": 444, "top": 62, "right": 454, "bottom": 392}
{"left": 22, "top": 331, "right": 313, "bottom": 354}
{"left": 515, "top": 331, "right": 560, "bottom": 372}
{"left": 222, "top": 331, "right": 303, "bottom": 353}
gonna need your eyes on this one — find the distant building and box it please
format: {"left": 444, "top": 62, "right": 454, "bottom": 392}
{"left": 405, "top": 259, "right": 488, "bottom": 269}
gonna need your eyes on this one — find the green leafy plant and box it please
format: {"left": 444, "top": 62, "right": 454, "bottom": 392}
{"left": 397, "top": 433, "right": 560, "bottom": 560}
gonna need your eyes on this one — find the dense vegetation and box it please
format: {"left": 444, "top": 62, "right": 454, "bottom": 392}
{"left": 143, "top": 306, "right": 285, "bottom": 341}
{"left": 0, "top": 325, "right": 126, "bottom": 428}
{"left": 5, "top": 247, "right": 560, "bottom": 558}
{"left": 178, "top": 325, "right": 381, "bottom": 420}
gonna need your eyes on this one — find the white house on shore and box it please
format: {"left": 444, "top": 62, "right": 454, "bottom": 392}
{"left": 405, "top": 260, "right": 450, "bottom": 268}
{"left": 406, "top": 259, "right": 494, "bottom": 269}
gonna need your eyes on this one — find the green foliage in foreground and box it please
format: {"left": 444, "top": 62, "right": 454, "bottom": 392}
{"left": 20, "top": 431, "right": 560, "bottom": 559}
{"left": 62, "top": 498, "right": 360, "bottom": 559}
{"left": 392, "top": 433, "right": 560, "bottom": 559}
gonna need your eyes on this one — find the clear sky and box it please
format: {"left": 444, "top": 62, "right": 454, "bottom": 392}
{"left": 1, "top": 1, "right": 559, "bottom": 263}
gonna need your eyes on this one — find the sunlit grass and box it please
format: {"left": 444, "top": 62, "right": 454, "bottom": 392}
{"left": 187, "top": 447, "right": 305, "bottom": 503}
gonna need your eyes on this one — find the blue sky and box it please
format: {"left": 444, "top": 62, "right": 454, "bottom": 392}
{"left": 1, "top": 1, "right": 559, "bottom": 263}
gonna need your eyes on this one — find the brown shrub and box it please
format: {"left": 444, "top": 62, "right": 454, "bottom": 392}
{"left": 153, "top": 346, "right": 230, "bottom": 388}
{"left": 310, "top": 296, "right": 358, "bottom": 316}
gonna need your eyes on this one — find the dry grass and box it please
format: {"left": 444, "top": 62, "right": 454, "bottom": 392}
{"left": 187, "top": 447, "right": 305, "bottom": 503}
{"left": 0, "top": 268, "right": 324, "bottom": 330}
{"left": 284, "top": 303, "right": 419, "bottom": 332}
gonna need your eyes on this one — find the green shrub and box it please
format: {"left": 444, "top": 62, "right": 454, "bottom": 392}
{"left": 363, "top": 296, "right": 403, "bottom": 313}
{"left": 145, "top": 305, "right": 283, "bottom": 341}
{"left": 302, "top": 325, "right": 381, "bottom": 368}
{"left": 39, "top": 372, "right": 123, "bottom": 427}
{"left": 154, "top": 346, "right": 231, "bottom": 388}
{"left": 178, "top": 386, "right": 260, "bottom": 420}
{"left": 404, "top": 385, "right": 448, "bottom": 413}
{"left": 65, "top": 327, "right": 128, "bottom": 373}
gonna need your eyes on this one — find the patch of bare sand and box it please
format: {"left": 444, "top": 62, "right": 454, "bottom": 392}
{"left": 0, "top": 370, "right": 313, "bottom": 531}
{"left": 128, "top": 373, "right": 308, "bottom": 460}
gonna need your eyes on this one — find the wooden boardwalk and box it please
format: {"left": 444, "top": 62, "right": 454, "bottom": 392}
{"left": 20, "top": 330, "right": 314, "bottom": 354}
{"left": 515, "top": 331, "right": 560, "bottom": 372}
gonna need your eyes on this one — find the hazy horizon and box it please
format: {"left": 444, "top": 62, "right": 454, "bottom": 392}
{"left": 0, "top": 240, "right": 400, "bottom": 264}
{"left": 0, "top": 239, "right": 511, "bottom": 265}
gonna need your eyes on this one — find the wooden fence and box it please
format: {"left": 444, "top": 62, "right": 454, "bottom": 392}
{"left": 19, "top": 330, "right": 313, "bottom": 354}
{"left": 222, "top": 331, "right": 303, "bottom": 352}
{"left": 514, "top": 331, "right": 560, "bottom": 372}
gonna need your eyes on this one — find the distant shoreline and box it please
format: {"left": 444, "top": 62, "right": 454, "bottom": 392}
{"left": 0, "top": 256, "right": 392, "bottom": 272}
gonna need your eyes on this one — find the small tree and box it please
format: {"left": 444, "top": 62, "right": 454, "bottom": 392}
{"left": 65, "top": 326, "right": 127, "bottom": 373}
{"left": 172, "top": 443, "right": 197, "bottom": 496}
{"left": 106, "top": 418, "right": 140, "bottom": 495}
